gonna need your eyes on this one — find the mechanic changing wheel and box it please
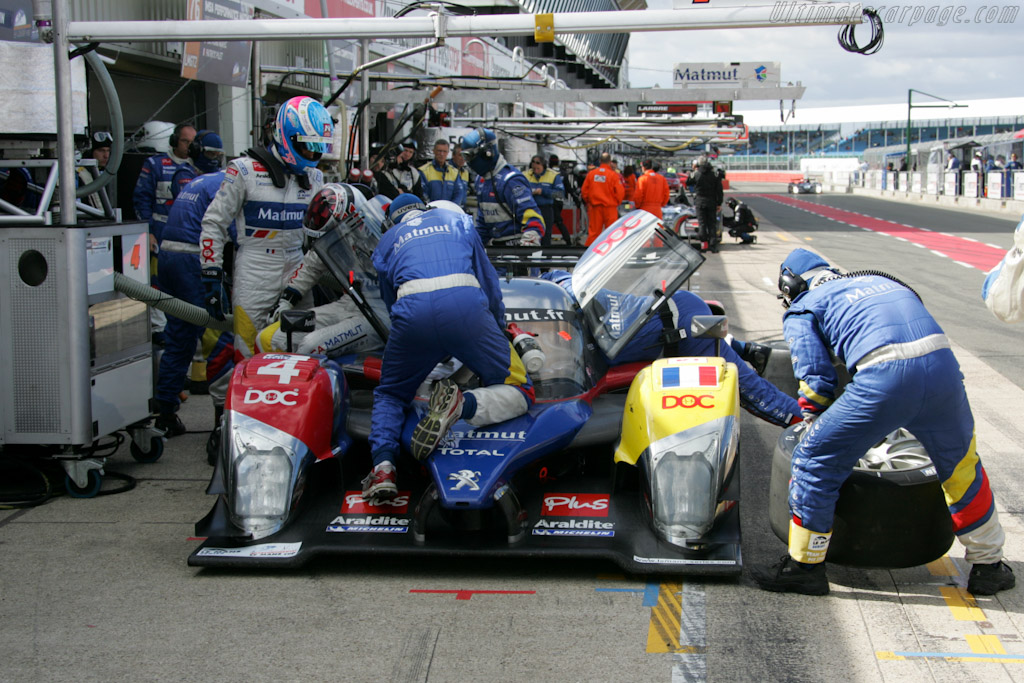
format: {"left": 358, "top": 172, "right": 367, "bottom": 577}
{"left": 769, "top": 425, "right": 954, "bottom": 568}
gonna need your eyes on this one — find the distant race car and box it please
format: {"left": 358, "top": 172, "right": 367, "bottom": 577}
{"left": 664, "top": 172, "right": 681, "bottom": 191}
{"left": 788, "top": 178, "right": 822, "bottom": 194}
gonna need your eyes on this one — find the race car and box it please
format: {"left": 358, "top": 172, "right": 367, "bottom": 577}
{"left": 190, "top": 211, "right": 749, "bottom": 575}
{"left": 788, "top": 177, "right": 823, "bottom": 194}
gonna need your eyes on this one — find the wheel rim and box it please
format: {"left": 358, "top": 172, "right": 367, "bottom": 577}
{"left": 856, "top": 428, "right": 933, "bottom": 472}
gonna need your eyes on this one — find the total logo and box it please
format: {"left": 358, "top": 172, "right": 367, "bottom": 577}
{"left": 244, "top": 388, "right": 299, "bottom": 406}
{"left": 342, "top": 491, "right": 411, "bottom": 514}
{"left": 541, "top": 493, "right": 610, "bottom": 517}
{"left": 662, "top": 394, "right": 714, "bottom": 409}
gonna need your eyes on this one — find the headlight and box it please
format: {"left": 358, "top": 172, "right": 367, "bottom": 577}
{"left": 226, "top": 413, "right": 309, "bottom": 539}
{"left": 642, "top": 417, "right": 736, "bottom": 545}
{"left": 234, "top": 444, "right": 293, "bottom": 519}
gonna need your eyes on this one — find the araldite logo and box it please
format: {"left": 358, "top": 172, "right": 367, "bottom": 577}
{"left": 342, "top": 491, "right": 410, "bottom": 514}
{"left": 541, "top": 493, "right": 610, "bottom": 517}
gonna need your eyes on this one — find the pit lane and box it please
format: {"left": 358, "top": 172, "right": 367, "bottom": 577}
{"left": 2, "top": 189, "right": 1024, "bottom": 681}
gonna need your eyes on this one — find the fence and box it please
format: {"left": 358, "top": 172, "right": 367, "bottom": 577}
{"left": 838, "top": 169, "right": 1024, "bottom": 200}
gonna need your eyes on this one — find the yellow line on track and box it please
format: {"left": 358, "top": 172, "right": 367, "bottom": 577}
{"left": 646, "top": 581, "right": 687, "bottom": 653}
{"left": 939, "top": 586, "right": 985, "bottom": 621}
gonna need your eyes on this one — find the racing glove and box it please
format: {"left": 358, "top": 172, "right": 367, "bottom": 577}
{"left": 202, "top": 267, "right": 228, "bottom": 322}
{"left": 270, "top": 286, "right": 303, "bottom": 323}
{"left": 521, "top": 221, "right": 543, "bottom": 247}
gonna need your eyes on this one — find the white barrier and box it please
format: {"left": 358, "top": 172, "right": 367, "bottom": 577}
{"left": 964, "top": 171, "right": 979, "bottom": 199}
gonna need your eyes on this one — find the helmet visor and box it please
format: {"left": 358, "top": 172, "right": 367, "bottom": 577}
{"left": 295, "top": 134, "right": 333, "bottom": 155}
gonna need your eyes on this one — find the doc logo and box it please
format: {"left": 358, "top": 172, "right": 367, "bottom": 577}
{"left": 448, "top": 469, "right": 481, "bottom": 491}
{"left": 541, "top": 493, "right": 610, "bottom": 517}
{"left": 662, "top": 394, "right": 714, "bottom": 409}
{"left": 244, "top": 388, "right": 298, "bottom": 406}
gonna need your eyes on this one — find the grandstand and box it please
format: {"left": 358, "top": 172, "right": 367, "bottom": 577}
{"left": 727, "top": 97, "right": 1024, "bottom": 171}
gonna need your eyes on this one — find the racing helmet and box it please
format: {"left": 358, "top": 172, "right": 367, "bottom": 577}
{"left": 778, "top": 248, "right": 833, "bottom": 308}
{"left": 726, "top": 197, "right": 738, "bottom": 209}
{"left": 427, "top": 199, "right": 465, "bottom": 214}
{"left": 459, "top": 127, "right": 499, "bottom": 176}
{"left": 273, "top": 96, "right": 334, "bottom": 175}
{"left": 188, "top": 130, "right": 225, "bottom": 173}
{"left": 302, "top": 183, "right": 385, "bottom": 248}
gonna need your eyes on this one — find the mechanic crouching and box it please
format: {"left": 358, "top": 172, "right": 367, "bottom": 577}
{"left": 459, "top": 127, "right": 545, "bottom": 248}
{"left": 362, "top": 195, "right": 535, "bottom": 503}
{"left": 541, "top": 270, "right": 802, "bottom": 426}
{"left": 752, "top": 249, "right": 1015, "bottom": 596}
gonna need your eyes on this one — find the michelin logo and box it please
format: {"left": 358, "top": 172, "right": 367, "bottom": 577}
{"left": 532, "top": 529, "right": 615, "bottom": 537}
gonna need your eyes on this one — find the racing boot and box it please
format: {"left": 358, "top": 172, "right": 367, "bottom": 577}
{"left": 206, "top": 406, "right": 224, "bottom": 466}
{"left": 751, "top": 554, "right": 830, "bottom": 596}
{"left": 361, "top": 461, "right": 398, "bottom": 504}
{"left": 410, "top": 378, "right": 464, "bottom": 461}
{"left": 968, "top": 561, "right": 1015, "bottom": 595}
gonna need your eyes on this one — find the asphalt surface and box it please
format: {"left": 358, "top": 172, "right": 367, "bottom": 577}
{"left": 2, "top": 187, "right": 1024, "bottom": 682}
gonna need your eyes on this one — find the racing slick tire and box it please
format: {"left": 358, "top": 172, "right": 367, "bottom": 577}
{"left": 769, "top": 425, "right": 954, "bottom": 568}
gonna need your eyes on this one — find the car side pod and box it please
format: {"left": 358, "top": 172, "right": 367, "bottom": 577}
{"left": 613, "top": 354, "right": 740, "bottom": 548}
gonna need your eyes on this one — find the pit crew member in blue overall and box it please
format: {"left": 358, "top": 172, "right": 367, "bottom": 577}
{"left": 541, "top": 270, "right": 801, "bottom": 427}
{"left": 419, "top": 139, "right": 466, "bottom": 208}
{"left": 524, "top": 155, "right": 566, "bottom": 247}
{"left": 752, "top": 249, "right": 1014, "bottom": 596}
{"left": 460, "top": 127, "right": 544, "bottom": 247}
{"left": 154, "top": 170, "right": 235, "bottom": 438}
{"left": 363, "top": 194, "right": 535, "bottom": 503}
{"left": 169, "top": 130, "right": 225, "bottom": 198}
{"left": 133, "top": 122, "right": 196, "bottom": 342}
{"left": 133, "top": 122, "right": 195, "bottom": 245}
{"left": 199, "top": 95, "right": 330, "bottom": 360}
{"left": 257, "top": 183, "right": 386, "bottom": 356}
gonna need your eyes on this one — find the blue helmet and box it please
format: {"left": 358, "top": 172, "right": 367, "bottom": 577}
{"left": 189, "top": 130, "right": 224, "bottom": 173}
{"left": 273, "top": 96, "right": 334, "bottom": 174}
{"left": 459, "top": 127, "right": 499, "bottom": 176}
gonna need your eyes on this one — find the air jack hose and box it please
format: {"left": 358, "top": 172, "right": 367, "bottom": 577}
{"left": 113, "top": 272, "right": 233, "bottom": 332}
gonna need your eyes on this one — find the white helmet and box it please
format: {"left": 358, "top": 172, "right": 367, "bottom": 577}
{"left": 427, "top": 200, "right": 465, "bottom": 214}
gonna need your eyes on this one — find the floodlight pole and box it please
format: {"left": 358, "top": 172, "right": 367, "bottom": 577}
{"left": 906, "top": 89, "right": 967, "bottom": 171}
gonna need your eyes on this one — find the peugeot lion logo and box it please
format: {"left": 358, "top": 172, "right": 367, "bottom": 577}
{"left": 448, "top": 469, "right": 481, "bottom": 491}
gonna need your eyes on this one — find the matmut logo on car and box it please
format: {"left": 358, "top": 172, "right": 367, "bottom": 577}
{"left": 541, "top": 493, "right": 610, "bottom": 517}
{"left": 342, "top": 491, "right": 411, "bottom": 514}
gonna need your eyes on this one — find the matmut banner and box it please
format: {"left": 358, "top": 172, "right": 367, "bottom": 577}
{"left": 673, "top": 62, "right": 780, "bottom": 87}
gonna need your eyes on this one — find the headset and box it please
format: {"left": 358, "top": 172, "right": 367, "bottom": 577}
{"left": 777, "top": 267, "right": 809, "bottom": 308}
{"left": 169, "top": 122, "right": 192, "bottom": 150}
{"left": 187, "top": 129, "right": 210, "bottom": 160}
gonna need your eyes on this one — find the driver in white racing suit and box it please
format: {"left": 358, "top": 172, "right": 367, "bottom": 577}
{"left": 256, "top": 184, "right": 387, "bottom": 356}
{"left": 199, "top": 96, "right": 331, "bottom": 361}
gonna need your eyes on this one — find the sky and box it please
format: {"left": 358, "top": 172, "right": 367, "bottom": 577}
{"left": 627, "top": 0, "right": 1024, "bottom": 120}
